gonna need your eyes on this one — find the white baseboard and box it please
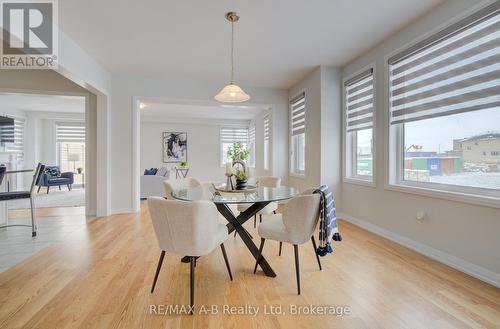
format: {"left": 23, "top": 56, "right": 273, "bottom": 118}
{"left": 337, "top": 212, "right": 500, "bottom": 288}
{"left": 110, "top": 208, "right": 135, "bottom": 215}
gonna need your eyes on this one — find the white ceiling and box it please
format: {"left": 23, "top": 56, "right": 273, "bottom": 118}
{"left": 59, "top": 0, "right": 443, "bottom": 89}
{"left": 140, "top": 101, "right": 265, "bottom": 121}
{"left": 0, "top": 93, "right": 85, "bottom": 113}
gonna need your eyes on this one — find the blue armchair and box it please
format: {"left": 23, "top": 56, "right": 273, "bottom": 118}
{"left": 37, "top": 166, "right": 74, "bottom": 193}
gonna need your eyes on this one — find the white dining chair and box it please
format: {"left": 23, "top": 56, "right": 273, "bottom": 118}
{"left": 163, "top": 177, "right": 201, "bottom": 199}
{"left": 236, "top": 176, "right": 281, "bottom": 232}
{"left": 148, "top": 197, "right": 232, "bottom": 314}
{"left": 254, "top": 194, "right": 322, "bottom": 295}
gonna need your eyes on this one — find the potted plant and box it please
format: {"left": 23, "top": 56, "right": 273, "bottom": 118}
{"left": 179, "top": 160, "right": 188, "bottom": 168}
{"left": 227, "top": 142, "right": 250, "bottom": 162}
{"left": 77, "top": 167, "right": 83, "bottom": 174}
{"left": 235, "top": 170, "right": 249, "bottom": 190}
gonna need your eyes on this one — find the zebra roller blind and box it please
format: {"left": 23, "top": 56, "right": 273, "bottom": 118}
{"left": 248, "top": 125, "right": 255, "bottom": 144}
{"left": 344, "top": 69, "right": 374, "bottom": 132}
{"left": 56, "top": 122, "right": 85, "bottom": 143}
{"left": 4, "top": 118, "right": 25, "bottom": 161}
{"left": 388, "top": 2, "right": 500, "bottom": 125}
{"left": 220, "top": 127, "right": 249, "bottom": 144}
{"left": 290, "top": 92, "right": 306, "bottom": 136}
{"left": 263, "top": 115, "right": 270, "bottom": 141}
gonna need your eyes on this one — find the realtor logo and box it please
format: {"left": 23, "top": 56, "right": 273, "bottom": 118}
{"left": 1, "top": 0, "right": 58, "bottom": 68}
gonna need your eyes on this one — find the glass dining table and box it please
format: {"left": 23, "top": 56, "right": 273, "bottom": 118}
{"left": 171, "top": 184, "right": 300, "bottom": 277}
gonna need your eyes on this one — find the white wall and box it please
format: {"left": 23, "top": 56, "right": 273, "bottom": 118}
{"left": 287, "top": 66, "right": 343, "bottom": 198}
{"left": 141, "top": 119, "right": 252, "bottom": 182}
{"left": 110, "top": 74, "right": 289, "bottom": 213}
{"left": 341, "top": 0, "right": 500, "bottom": 286}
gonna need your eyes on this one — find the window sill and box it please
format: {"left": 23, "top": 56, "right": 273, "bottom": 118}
{"left": 289, "top": 172, "right": 306, "bottom": 178}
{"left": 343, "top": 177, "right": 376, "bottom": 188}
{"left": 386, "top": 182, "right": 500, "bottom": 209}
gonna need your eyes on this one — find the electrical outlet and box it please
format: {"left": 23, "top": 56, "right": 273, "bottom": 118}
{"left": 416, "top": 211, "right": 426, "bottom": 223}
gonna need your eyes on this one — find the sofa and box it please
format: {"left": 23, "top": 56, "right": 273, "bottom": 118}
{"left": 140, "top": 167, "right": 170, "bottom": 199}
{"left": 37, "top": 166, "right": 74, "bottom": 193}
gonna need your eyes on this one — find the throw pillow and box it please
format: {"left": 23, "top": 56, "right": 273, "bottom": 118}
{"left": 156, "top": 167, "right": 168, "bottom": 177}
{"left": 46, "top": 167, "right": 61, "bottom": 177}
{"left": 144, "top": 168, "right": 157, "bottom": 175}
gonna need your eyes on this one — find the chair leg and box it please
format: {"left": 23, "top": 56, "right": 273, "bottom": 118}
{"left": 259, "top": 214, "right": 262, "bottom": 223}
{"left": 30, "top": 196, "right": 36, "bottom": 237}
{"left": 59, "top": 185, "right": 61, "bottom": 190}
{"left": 190, "top": 256, "right": 196, "bottom": 315}
{"left": 151, "top": 250, "right": 165, "bottom": 293}
{"left": 37, "top": 186, "right": 41, "bottom": 193}
{"left": 253, "top": 214, "right": 256, "bottom": 228}
{"left": 253, "top": 238, "right": 266, "bottom": 274}
{"left": 220, "top": 243, "right": 233, "bottom": 281}
{"left": 279, "top": 242, "right": 282, "bottom": 256}
{"left": 294, "top": 244, "right": 300, "bottom": 295}
{"left": 68, "top": 184, "right": 72, "bottom": 191}
{"left": 46, "top": 186, "right": 50, "bottom": 194}
{"left": 311, "top": 236, "right": 322, "bottom": 270}
{"left": 273, "top": 210, "right": 276, "bottom": 214}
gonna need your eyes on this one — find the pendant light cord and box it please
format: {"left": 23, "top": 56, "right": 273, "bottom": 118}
{"left": 230, "top": 20, "right": 234, "bottom": 84}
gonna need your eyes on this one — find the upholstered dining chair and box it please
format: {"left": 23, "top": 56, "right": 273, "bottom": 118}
{"left": 147, "top": 197, "right": 232, "bottom": 314}
{"left": 163, "top": 177, "right": 201, "bottom": 199}
{"left": 236, "top": 176, "right": 281, "bottom": 233}
{"left": 253, "top": 193, "right": 322, "bottom": 295}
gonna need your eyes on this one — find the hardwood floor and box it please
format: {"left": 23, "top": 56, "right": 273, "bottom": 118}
{"left": 0, "top": 202, "right": 499, "bottom": 329}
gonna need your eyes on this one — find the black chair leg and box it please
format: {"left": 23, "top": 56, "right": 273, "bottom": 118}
{"left": 151, "top": 250, "right": 165, "bottom": 293}
{"left": 37, "top": 186, "right": 41, "bottom": 193}
{"left": 68, "top": 184, "right": 72, "bottom": 191}
{"left": 273, "top": 210, "right": 276, "bottom": 214}
{"left": 190, "top": 256, "right": 195, "bottom": 315}
{"left": 279, "top": 242, "right": 282, "bottom": 256}
{"left": 259, "top": 214, "right": 262, "bottom": 223}
{"left": 30, "top": 196, "right": 36, "bottom": 237}
{"left": 220, "top": 243, "right": 233, "bottom": 281}
{"left": 46, "top": 186, "right": 50, "bottom": 194}
{"left": 311, "top": 236, "right": 322, "bottom": 270}
{"left": 294, "top": 244, "right": 300, "bottom": 295}
{"left": 253, "top": 214, "right": 256, "bottom": 228}
{"left": 59, "top": 185, "right": 61, "bottom": 190}
{"left": 253, "top": 238, "right": 266, "bottom": 274}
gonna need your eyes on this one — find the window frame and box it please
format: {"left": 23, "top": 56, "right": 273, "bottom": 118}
{"left": 342, "top": 64, "right": 376, "bottom": 187}
{"left": 289, "top": 92, "right": 306, "bottom": 177}
{"left": 263, "top": 114, "right": 270, "bottom": 171}
{"left": 384, "top": 2, "right": 500, "bottom": 208}
{"left": 247, "top": 124, "right": 256, "bottom": 168}
{"left": 219, "top": 126, "right": 250, "bottom": 167}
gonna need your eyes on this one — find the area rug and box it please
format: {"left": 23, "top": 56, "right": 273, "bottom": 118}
{"left": 8, "top": 188, "right": 85, "bottom": 209}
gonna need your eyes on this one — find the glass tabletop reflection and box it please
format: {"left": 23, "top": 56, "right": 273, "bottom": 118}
{"left": 171, "top": 184, "right": 299, "bottom": 204}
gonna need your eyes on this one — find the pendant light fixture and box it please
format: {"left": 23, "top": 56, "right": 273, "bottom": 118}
{"left": 215, "top": 12, "right": 250, "bottom": 103}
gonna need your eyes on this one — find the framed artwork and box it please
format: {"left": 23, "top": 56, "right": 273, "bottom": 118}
{"left": 162, "top": 132, "right": 187, "bottom": 163}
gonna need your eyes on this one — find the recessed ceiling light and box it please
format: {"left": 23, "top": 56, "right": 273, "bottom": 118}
{"left": 139, "top": 103, "right": 147, "bottom": 109}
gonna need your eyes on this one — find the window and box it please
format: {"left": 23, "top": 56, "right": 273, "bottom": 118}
{"left": 290, "top": 93, "right": 306, "bottom": 175}
{"left": 3, "top": 117, "right": 25, "bottom": 162}
{"left": 263, "top": 115, "right": 270, "bottom": 170}
{"left": 388, "top": 3, "right": 500, "bottom": 200}
{"left": 344, "top": 68, "right": 374, "bottom": 182}
{"left": 220, "top": 126, "right": 249, "bottom": 166}
{"left": 56, "top": 122, "right": 85, "bottom": 185}
{"left": 248, "top": 125, "right": 256, "bottom": 167}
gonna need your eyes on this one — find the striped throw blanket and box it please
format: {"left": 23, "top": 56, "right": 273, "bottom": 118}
{"left": 313, "top": 185, "right": 342, "bottom": 256}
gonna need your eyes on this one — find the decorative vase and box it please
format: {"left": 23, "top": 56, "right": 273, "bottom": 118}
{"left": 236, "top": 179, "right": 247, "bottom": 190}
